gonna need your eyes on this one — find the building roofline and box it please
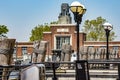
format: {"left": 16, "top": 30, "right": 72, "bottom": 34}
{"left": 74, "top": 31, "right": 86, "bottom": 34}
{"left": 43, "top": 32, "right": 52, "bottom": 34}
{"left": 84, "top": 41, "right": 120, "bottom": 42}
{"left": 84, "top": 44, "right": 120, "bottom": 46}
{"left": 17, "top": 42, "right": 33, "bottom": 44}
{"left": 50, "top": 24, "right": 76, "bottom": 26}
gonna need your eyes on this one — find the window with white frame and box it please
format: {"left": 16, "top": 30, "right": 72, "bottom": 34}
{"left": 56, "top": 36, "right": 70, "bottom": 49}
{"left": 22, "top": 47, "right": 27, "bottom": 55}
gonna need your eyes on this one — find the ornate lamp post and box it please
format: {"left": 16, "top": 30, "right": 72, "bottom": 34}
{"left": 70, "top": 1, "right": 86, "bottom": 61}
{"left": 70, "top": 1, "right": 88, "bottom": 80}
{"left": 103, "top": 22, "right": 113, "bottom": 60}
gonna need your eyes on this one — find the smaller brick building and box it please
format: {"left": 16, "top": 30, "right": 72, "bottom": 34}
{"left": 13, "top": 42, "right": 33, "bottom": 61}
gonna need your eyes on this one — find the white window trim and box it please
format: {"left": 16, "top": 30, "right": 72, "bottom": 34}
{"left": 54, "top": 34, "right": 72, "bottom": 49}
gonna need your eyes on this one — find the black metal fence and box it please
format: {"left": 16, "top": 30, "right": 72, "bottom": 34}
{"left": 0, "top": 60, "right": 120, "bottom": 80}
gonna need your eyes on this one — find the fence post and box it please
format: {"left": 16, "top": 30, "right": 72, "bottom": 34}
{"left": 52, "top": 63, "right": 58, "bottom": 80}
{"left": 117, "top": 63, "right": 120, "bottom": 80}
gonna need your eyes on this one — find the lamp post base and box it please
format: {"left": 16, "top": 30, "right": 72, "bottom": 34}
{"left": 75, "top": 60, "right": 90, "bottom": 80}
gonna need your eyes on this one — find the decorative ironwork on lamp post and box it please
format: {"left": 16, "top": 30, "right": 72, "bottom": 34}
{"left": 70, "top": 1, "right": 86, "bottom": 61}
{"left": 103, "top": 22, "right": 113, "bottom": 60}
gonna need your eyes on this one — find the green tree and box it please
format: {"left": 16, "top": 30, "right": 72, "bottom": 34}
{"left": 82, "top": 16, "right": 116, "bottom": 41}
{"left": 30, "top": 23, "right": 50, "bottom": 41}
{"left": 0, "top": 25, "right": 9, "bottom": 38}
{"left": 50, "top": 21, "right": 58, "bottom": 24}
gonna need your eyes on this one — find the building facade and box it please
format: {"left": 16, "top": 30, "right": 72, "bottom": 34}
{"left": 42, "top": 24, "right": 86, "bottom": 54}
{"left": 14, "top": 3, "right": 120, "bottom": 61}
{"left": 15, "top": 26, "right": 120, "bottom": 61}
{"left": 13, "top": 42, "right": 33, "bottom": 61}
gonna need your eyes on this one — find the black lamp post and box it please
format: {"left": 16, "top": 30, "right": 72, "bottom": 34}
{"left": 103, "top": 22, "right": 113, "bottom": 60}
{"left": 70, "top": 1, "right": 86, "bottom": 61}
{"left": 70, "top": 1, "right": 88, "bottom": 80}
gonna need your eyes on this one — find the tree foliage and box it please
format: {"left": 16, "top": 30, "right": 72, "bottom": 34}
{"left": 30, "top": 23, "right": 50, "bottom": 41}
{"left": 50, "top": 21, "right": 58, "bottom": 24}
{"left": 82, "top": 16, "right": 116, "bottom": 41}
{"left": 0, "top": 25, "right": 9, "bottom": 38}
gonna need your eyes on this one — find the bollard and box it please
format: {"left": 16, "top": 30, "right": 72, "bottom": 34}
{"left": 52, "top": 63, "right": 58, "bottom": 80}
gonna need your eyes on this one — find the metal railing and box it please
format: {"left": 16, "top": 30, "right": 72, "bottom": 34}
{"left": 0, "top": 60, "right": 120, "bottom": 80}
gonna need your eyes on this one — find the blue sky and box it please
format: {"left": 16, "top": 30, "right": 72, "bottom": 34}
{"left": 0, "top": 0, "right": 120, "bottom": 42}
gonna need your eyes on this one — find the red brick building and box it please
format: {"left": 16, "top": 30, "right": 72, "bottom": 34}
{"left": 15, "top": 23, "right": 120, "bottom": 60}
{"left": 13, "top": 42, "right": 33, "bottom": 61}
{"left": 43, "top": 24, "right": 86, "bottom": 53}
{"left": 14, "top": 3, "right": 120, "bottom": 61}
